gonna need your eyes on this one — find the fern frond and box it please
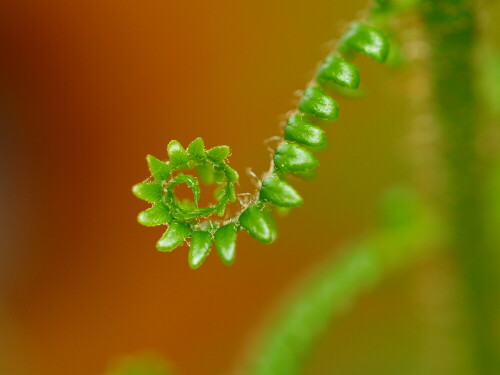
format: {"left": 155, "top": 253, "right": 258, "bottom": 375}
{"left": 133, "top": 3, "right": 404, "bottom": 267}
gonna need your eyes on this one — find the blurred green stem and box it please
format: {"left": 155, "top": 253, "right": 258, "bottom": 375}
{"left": 420, "top": 0, "right": 499, "bottom": 373}
{"left": 243, "top": 189, "right": 441, "bottom": 375}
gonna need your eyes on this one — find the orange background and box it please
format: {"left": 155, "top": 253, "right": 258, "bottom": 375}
{"left": 1, "top": 1, "right": 434, "bottom": 374}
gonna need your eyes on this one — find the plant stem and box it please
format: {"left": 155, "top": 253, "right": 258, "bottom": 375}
{"left": 420, "top": 1, "right": 499, "bottom": 373}
{"left": 242, "top": 188, "right": 441, "bottom": 375}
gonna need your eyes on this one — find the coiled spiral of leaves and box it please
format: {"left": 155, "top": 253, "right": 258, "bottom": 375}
{"left": 133, "top": 20, "right": 391, "bottom": 268}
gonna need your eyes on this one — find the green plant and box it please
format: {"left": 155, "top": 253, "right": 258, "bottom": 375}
{"left": 133, "top": 14, "right": 393, "bottom": 268}
{"left": 130, "top": 0, "right": 499, "bottom": 374}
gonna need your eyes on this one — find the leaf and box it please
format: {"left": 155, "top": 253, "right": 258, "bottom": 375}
{"left": 217, "top": 197, "right": 228, "bottom": 216}
{"left": 227, "top": 181, "right": 237, "bottom": 202}
{"left": 273, "top": 143, "right": 319, "bottom": 173}
{"left": 207, "top": 145, "right": 231, "bottom": 162}
{"left": 299, "top": 87, "right": 339, "bottom": 120}
{"left": 223, "top": 164, "right": 239, "bottom": 182}
{"left": 196, "top": 163, "right": 214, "bottom": 184}
{"left": 213, "top": 168, "right": 226, "bottom": 183}
{"left": 188, "top": 231, "right": 213, "bottom": 269}
{"left": 316, "top": 56, "right": 360, "bottom": 89}
{"left": 214, "top": 186, "right": 226, "bottom": 201}
{"left": 167, "top": 140, "right": 189, "bottom": 167}
{"left": 132, "top": 182, "right": 163, "bottom": 203}
{"left": 339, "top": 23, "right": 389, "bottom": 63}
{"left": 137, "top": 202, "right": 172, "bottom": 226}
{"left": 214, "top": 223, "right": 238, "bottom": 265}
{"left": 187, "top": 137, "right": 206, "bottom": 160}
{"left": 260, "top": 176, "right": 303, "bottom": 208}
{"left": 156, "top": 221, "right": 191, "bottom": 252}
{"left": 146, "top": 155, "right": 171, "bottom": 182}
{"left": 239, "top": 205, "right": 277, "bottom": 244}
{"left": 284, "top": 114, "right": 327, "bottom": 149}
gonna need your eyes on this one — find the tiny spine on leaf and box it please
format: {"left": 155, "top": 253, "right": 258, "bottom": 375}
{"left": 132, "top": 19, "right": 390, "bottom": 268}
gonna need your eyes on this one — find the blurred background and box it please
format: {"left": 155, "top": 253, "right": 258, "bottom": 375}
{"left": 0, "top": 1, "right": 497, "bottom": 375}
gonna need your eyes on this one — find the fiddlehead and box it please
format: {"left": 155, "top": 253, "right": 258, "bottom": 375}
{"left": 133, "top": 7, "right": 393, "bottom": 268}
{"left": 133, "top": 138, "right": 239, "bottom": 268}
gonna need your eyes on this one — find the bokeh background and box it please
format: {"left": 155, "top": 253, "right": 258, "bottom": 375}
{"left": 1, "top": 1, "right": 497, "bottom": 375}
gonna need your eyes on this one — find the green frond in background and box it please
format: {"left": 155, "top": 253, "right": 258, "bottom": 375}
{"left": 243, "top": 188, "right": 442, "bottom": 375}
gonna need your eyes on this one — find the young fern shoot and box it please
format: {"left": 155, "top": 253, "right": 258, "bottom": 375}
{"left": 133, "top": 16, "right": 390, "bottom": 268}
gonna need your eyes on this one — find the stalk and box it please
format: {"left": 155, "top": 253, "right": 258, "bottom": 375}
{"left": 420, "top": 1, "right": 499, "bottom": 373}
